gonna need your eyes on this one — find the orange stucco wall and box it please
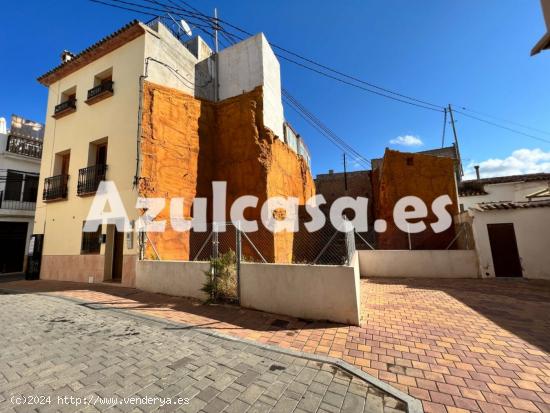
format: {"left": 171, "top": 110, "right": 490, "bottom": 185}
{"left": 374, "top": 149, "right": 459, "bottom": 250}
{"left": 139, "top": 81, "right": 314, "bottom": 262}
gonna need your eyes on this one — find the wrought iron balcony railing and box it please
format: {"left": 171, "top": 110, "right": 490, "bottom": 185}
{"left": 77, "top": 164, "right": 107, "bottom": 196}
{"left": 5, "top": 135, "right": 43, "bottom": 159}
{"left": 53, "top": 99, "right": 77, "bottom": 119}
{"left": 43, "top": 174, "right": 69, "bottom": 201}
{"left": 86, "top": 81, "right": 114, "bottom": 104}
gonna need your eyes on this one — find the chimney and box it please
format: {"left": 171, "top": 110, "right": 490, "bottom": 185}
{"left": 60, "top": 50, "right": 74, "bottom": 63}
{"left": 328, "top": 169, "right": 334, "bottom": 175}
{"left": 474, "top": 165, "right": 480, "bottom": 180}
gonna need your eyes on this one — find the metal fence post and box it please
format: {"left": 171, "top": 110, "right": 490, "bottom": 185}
{"left": 211, "top": 223, "right": 219, "bottom": 300}
{"left": 212, "top": 222, "right": 219, "bottom": 261}
{"left": 235, "top": 222, "right": 242, "bottom": 303}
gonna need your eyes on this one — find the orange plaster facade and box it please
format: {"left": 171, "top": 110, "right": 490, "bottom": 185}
{"left": 139, "top": 81, "right": 315, "bottom": 262}
{"left": 373, "top": 149, "right": 459, "bottom": 250}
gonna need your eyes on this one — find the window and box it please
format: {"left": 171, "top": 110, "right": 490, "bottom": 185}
{"left": 86, "top": 68, "right": 114, "bottom": 104}
{"left": 22, "top": 175, "right": 39, "bottom": 202}
{"left": 53, "top": 87, "right": 77, "bottom": 118}
{"left": 81, "top": 222, "right": 102, "bottom": 254}
{"left": 4, "top": 170, "right": 23, "bottom": 201}
{"left": 93, "top": 68, "right": 113, "bottom": 87}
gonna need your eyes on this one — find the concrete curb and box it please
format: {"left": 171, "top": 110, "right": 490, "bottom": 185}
{"left": 0, "top": 287, "right": 423, "bottom": 413}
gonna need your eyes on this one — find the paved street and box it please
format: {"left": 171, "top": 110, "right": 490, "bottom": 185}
{"left": 0, "top": 292, "right": 407, "bottom": 413}
{"left": 1, "top": 278, "right": 549, "bottom": 413}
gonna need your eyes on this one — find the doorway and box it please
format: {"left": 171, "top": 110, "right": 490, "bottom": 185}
{"left": 487, "top": 223, "right": 522, "bottom": 277}
{"left": 0, "top": 222, "right": 28, "bottom": 273}
{"left": 104, "top": 224, "right": 123, "bottom": 282}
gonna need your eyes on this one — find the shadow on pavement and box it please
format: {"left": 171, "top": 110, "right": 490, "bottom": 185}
{"left": 366, "top": 277, "right": 550, "bottom": 353}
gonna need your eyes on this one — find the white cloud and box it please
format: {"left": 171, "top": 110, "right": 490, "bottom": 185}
{"left": 389, "top": 135, "right": 423, "bottom": 146}
{"left": 464, "top": 148, "right": 550, "bottom": 179}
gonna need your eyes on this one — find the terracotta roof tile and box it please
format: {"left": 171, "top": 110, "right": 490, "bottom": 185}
{"left": 37, "top": 20, "right": 144, "bottom": 86}
{"left": 475, "top": 199, "right": 550, "bottom": 211}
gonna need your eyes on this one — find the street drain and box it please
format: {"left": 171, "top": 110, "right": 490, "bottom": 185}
{"left": 270, "top": 319, "right": 289, "bottom": 328}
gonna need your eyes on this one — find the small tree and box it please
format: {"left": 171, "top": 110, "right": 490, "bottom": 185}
{"left": 202, "top": 250, "right": 238, "bottom": 303}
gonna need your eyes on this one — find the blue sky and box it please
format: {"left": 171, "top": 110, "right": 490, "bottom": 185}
{"left": 1, "top": 1, "right": 549, "bottom": 178}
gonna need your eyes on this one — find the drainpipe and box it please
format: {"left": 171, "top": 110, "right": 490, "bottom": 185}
{"left": 134, "top": 57, "right": 150, "bottom": 188}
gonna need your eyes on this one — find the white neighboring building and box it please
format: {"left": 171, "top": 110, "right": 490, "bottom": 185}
{"left": 459, "top": 172, "right": 550, "bottom": 280}
{"left": 0, "top": 115, "right": 43, "bottom": 273}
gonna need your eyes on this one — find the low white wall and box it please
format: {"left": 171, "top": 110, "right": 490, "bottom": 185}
{"left": 358, "top": 250, "right": 479, "bottom": 278}
{"left": 240, "top": 256, "right": 361, "bottom": 326}
{"left": 136, "top": 260, "right": 209, "bottom": 300}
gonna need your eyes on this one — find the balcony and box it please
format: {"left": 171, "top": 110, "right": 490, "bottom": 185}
{"left": 5, "top": 135, "right": 43, "bottom": 159}
{"left": 77, "top": 164, "right": 107, "bottom": 196}
{"left": 43, "top": 174, "right": 69, "bottom": 201}
{"left": 53, "top": 99, "right": 76, "bottom": 119}
{"left": 0, "top": 190, "right": 36, "bottom": 211}
{"left": 86, "top": 81, "right": 114, "bottom": 105}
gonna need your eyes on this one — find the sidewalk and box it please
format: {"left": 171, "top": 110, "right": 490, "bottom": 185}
{"left": 1, "top": 277, "right": 549, "bottom": 413}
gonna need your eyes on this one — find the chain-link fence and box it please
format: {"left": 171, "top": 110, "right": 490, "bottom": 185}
{"left": 188, "top": 222, "right": 357, "bottom": 266}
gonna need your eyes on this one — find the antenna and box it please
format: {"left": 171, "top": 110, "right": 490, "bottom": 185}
{"left": 179, "top": 19, "right": 192, "bottom": 36}
{"left": 166, "top": 13, "right": 192, "bottom": 38}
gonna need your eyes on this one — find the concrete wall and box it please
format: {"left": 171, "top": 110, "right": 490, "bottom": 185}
{"left": 471, "top": 207, "right": 550, "bottom": 280}
{"left": 144, "top": 22, "right": 214, "bottom": 100}
{"left": 358, "top": 250, "right": 479, "bottom": 278}
{"left": 217, "top": 33, "right": 284, "bottom": 139}
{"left": 135, "top": 256, "right": 361, "bottom": 326}
{"left": 135, "top": 260, "right": 209, "bottom": 300}
{"left": 240, "top": 258, "right": 361, "bottom": 325}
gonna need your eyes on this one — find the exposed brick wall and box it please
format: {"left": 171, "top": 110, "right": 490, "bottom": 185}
{"left": 139, "top": 81, "right": 315, "bottom": 262}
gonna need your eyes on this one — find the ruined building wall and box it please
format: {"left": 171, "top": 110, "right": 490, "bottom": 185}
{"left": 139, "top": 81, "right": 315, "bottom": 262}
{"left": 139, "top": 82, "right": 217, "bottom": 260}
{"left": 374, "top": 149, "right": 459, "bottom": 250}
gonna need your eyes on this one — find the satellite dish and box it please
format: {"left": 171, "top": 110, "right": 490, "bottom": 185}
{"left": 180, "top": 19, "right": 192, "bottom": 36}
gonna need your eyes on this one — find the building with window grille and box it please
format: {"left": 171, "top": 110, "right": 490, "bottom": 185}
{"left": 0, "top": 115, "right": 43, "bottom": 273}
{"left": 33, "top": 19, "right": 314, "bottom": 285}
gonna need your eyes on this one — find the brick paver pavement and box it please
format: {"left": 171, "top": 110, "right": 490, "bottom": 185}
{"left": 0, "top": 292, "right": 406, "bottom": 413}
{"left": 1, "top": 277, "right": 549, "bottom": 413}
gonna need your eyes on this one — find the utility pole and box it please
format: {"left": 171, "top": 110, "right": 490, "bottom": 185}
{"left": 213, "top": 8, "right": 220, "bottom": 102}
{"left": 213, "top": 8, "right": 219, "bottom": 53}
{"left": 441, "top": 107, "right": 447, "bottom": 148}
{"left": 343, "top": 153, "right": 348, "bottom": 191}
{"left": 447, "top": 104, "right": 464, "bottom": 179}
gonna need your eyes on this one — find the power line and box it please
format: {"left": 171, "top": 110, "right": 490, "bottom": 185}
{"left": 90, "top": 0, "right": 550, "bottom": 150}
{"left": 454, "top": 109, "right": 550, "bottom": 145}
{"left": 155, "top": 0, "right": 444, "bottom": 110}
{"left": 282, "top": 90, "right": 371, "bottom": 168}
{"left": 212, "top": 23, "right": 372, "bottom": 167}
{"left": 456, "top": 106, "right": 550, "bottom": 137}
{"left": 91, "top": 0, "right": 445, "bottom": 113}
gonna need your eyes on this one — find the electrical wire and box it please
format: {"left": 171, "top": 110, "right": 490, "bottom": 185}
{"left": 453, "top": 110, "right": 550, "bottom": 145}
{"left": 91, "top": 0, "right": 445, "bottom": 113}
{"left": 457, "top": 106, "right": 550, "bottom": 137}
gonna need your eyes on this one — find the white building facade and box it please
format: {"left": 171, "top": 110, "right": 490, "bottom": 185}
{"left": 0, "top": 115, "right": 43, "bottom": 273}
{"left": 459, "top": 173, "right": 550, "bottom": 279}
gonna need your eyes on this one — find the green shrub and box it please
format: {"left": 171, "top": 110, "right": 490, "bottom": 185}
{"left": 202, "top": 250, "right": 238, "bottom": 303}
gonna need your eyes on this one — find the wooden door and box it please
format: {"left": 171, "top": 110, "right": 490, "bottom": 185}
{"left": 487, "top": 223, "right": 522, "bottom": 277}
{"left": 95, "top": 144, "right": 107, "bottom": 165}
{"left": 61, "top": 154, "right": 70, "bottom": 176}
{"left": 112, "top": 228, "right": 124, "bottom": 281}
